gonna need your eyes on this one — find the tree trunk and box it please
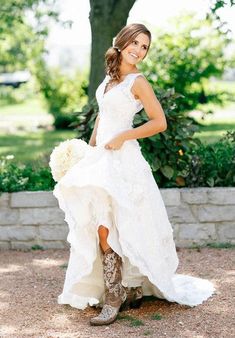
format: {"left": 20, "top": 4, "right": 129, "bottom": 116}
{"left": 88, "top": 0, "right": 136, "bottom": 101}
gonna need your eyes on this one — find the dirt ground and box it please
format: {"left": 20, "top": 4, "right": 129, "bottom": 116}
{"left": 0, "top": 247, "right": 234, "bottom": 338}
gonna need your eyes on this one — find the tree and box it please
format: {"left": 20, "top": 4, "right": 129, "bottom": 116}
{"left": 0, "top": 20, "right": 45, "bottom": 73}
{"left": 0, "top": 0, "right": 59, "bottom": 72}
{"left": 88, "top": 0, "right": 135, "bottom": 100}
{"left": 0, "top": 0, "right": 59, "bottom": 35}
{"left": 210, "top": 0, "right": 235, "bottom": 13}
{"left": 140, "top": 13, "right": 234, "bottom": 113}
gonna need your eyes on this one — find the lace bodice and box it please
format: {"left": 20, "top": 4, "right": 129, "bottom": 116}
{"left": 95, "top": 73, "right": 144, "bottom": 145}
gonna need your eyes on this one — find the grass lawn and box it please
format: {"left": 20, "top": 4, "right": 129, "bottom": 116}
{"left": 0, "top": 97, "right": 53, "bottom": 129}
{"left": 0, "top": 130, "right": 77, "bottom": 165}
{"left": 0, "top": 97, "right": 46, "bottom": 117}
{"left": 0, "top": 96, "right": 77, "bottom": 164}
{"left": 194, "top": 119, "right": 235, "bottom": 143}
{"left": 191, "top": 101, "right": 235, "bottom": 143}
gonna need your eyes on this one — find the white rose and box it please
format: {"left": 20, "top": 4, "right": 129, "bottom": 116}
{"left": 49, "top": 138, "right": 90, "bottom": 182}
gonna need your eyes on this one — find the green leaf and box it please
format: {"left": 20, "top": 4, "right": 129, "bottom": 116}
{"left": 176, "top": 176, "right": 186, "bottom": 186}
{"left": 152, "top": 158, "right": 161, "bottom": 171}
{"left": 160, "top": 165, "right": 174, "bottom": 179}
{"left": 206, "top": 177, "right": 215, "bottom": 187}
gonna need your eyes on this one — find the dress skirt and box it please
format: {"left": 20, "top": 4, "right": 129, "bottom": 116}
{"left": 53, "top": 140, "right": 215, "bottom": 310}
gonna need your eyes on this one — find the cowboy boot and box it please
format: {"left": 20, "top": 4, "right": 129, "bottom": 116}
{"left": 120, "top": 286, "right": 143, "bottom": 311}
{"left": 90, "top": 247, "right": 127, "bottom": 326}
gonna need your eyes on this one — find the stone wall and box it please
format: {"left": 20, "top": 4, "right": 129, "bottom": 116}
{"left": 0, "top": 188, "right": 234, "bottom": 250}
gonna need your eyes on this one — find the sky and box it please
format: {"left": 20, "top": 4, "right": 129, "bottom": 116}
{"left": 46, "top": 0, "right": 235, "bottom": 69}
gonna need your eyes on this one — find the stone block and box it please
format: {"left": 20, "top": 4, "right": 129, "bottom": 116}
{"left": 19, "top": 207, "right": 65, "bottom": 225}
{"left": 0, "top": 226, "right": 37, "bottom": 241}
{"left": 160, "top": 189, "right": 181, "bottom": 206}
{"left": 0, "top": 208, "right": 19, "bottom": 225}
{"left": 181, "top": 188, "right": 208, "bottom": 204}
{"left": 0, "top": 193, "right": 9, "bottom": 207}
{"left": 39, "top": 225, "right": 68, "bottom": 240}
{"left": 10, "top": 241, "right": 37, "bottom": 250}
{"left": 207, "top": 188, "right": 235, "bottom": 205}
{"left": 195, "top": 205, "right": 235, "bottom": 222}
{"left": 41, "top": 240, "right": 68, "bottom": 249}
{"left": 178, "top": 223, "right": 216, "bottom": 241}
{"left": 11, "top": 191, "right": 58, "bottom": 208}
{"left": 0, "top": 241, "right": 11, "bottom": 250}
{"left": 216, "top": 223, "right": 235, "bottom": 241}
{"left": 175, "top": 239, "right": 194, "bottom": 248}
{"left": 166, "top": 205, "right": 196, "bottom": 223}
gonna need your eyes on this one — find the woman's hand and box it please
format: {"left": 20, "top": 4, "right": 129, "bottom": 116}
{"left": 105, "top": 133, "right": 125, "bottom": 150}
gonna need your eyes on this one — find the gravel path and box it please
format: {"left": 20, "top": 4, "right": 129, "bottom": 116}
{"left": 0, "top": 247, "right": 234, "bottom": 338}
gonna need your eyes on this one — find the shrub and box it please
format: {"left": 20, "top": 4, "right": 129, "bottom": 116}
{"left": 53, "top": 113, "right": 77, "bottom": 130}
{"left": 0, "top": 156, "right": 54, "bottom": 192}
{"left": 36, "top": 61, "right": 88, "bottom": 129}
{"left": 71, "top": 97, "right": 98, "bottom": 139}
{"left": 186, "top": 131, "right": 235, "bottom": 187}
{"left": 1, "top": 133, "right": 234, "bottom": 192}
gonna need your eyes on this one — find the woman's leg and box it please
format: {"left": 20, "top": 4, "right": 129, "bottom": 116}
{"left": 98, "top": 225, "right": 110, "bottom": 253}
{"left": 90, "top": 225, "right": 126, "bottom": 326}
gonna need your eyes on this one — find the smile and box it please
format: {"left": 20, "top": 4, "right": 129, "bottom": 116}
{"left": 129, "top": 53, "right": 138, "bottom": 58}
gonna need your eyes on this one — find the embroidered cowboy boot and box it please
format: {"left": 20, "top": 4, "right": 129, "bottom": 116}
{"left": 90, "top": 247, "right": 127, "bottom": 326}
{"left": 120, "top": 286, "right": 143, "bottom": 311}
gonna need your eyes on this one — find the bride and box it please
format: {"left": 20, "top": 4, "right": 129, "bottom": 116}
{"left": 52, "top": 23, "right": 214, "bottom": 326}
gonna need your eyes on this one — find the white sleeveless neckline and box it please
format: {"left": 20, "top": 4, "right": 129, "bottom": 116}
{"left": 103, "top": 73, "right": 141, "bottom": 97}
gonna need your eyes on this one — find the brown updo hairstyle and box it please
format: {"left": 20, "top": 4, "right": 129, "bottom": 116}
{"left": 105, "top": 23, "right": 151, "bottom": 82}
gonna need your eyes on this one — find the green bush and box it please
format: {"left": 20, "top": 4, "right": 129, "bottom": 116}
{"left": 0, "top": 156, "right": 54, "bottom": 192}
{"left": 71, "top": 97, "right": 98, "bottom": 139}
{"left": 36, "top": 61, "right": 88, "bottom": 129}
{"left": 1, "top": 130, "right": 234, "bottom": 192}
{"left": 1, "top": 131, "right": 234, "bottom": 191}
{"left": 186, "top": 131, "right": 235, "bottom": 187}
{"left": 53, "top": 113, "right": 78, "bottom": 130}
{"left": 137, "top": 88, "right": 202, "bottom": 187}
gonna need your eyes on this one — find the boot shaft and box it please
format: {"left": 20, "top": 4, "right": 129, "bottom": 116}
{"left": 102, "top": 248, "right": 126, "bottom": 307}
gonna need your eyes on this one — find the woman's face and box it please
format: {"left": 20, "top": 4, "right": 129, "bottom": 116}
{"left": 121, "top": 33, "right": 150, "bottom": 65}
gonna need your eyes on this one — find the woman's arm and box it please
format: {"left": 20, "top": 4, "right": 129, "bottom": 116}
{"left": 121, "top": 76, "right": 167, "bottom": 141}
{"left": 89, "top": 114, "right": 100, "bottom": 146}
{"left": 105, "top": 76, "right": 167, "bottom": 150}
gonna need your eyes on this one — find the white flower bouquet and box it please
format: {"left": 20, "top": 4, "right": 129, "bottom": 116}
{"left": 49, "top": 138, "right": 91, "bottom": 182}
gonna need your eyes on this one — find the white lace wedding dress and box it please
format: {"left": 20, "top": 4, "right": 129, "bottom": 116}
{"left": 53, "top": 73, "right": 215, "bottom": 310}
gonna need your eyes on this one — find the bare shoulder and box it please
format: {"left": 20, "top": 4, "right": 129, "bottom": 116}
{"left": 132, "top": 74, "right": 154, "bottom": 98}
{"left": 134, "top": 74, "right": 150, "bottom": 86}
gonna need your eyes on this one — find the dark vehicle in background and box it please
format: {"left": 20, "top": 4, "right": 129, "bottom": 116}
{"left": 0, "top": 70, "right": 31, "bottom": 88}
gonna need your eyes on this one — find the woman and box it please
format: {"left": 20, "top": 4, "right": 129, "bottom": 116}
{"left": 53, "top": 23, "right": 214, "bottom": 326}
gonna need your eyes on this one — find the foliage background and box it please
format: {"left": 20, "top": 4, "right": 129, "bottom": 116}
{"left": 0, "top": 1, "right": 235, "bottom": 191}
